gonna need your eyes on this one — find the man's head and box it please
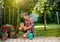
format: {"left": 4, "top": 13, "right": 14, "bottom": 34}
{"left": 23, "top": 13, "right": 29, "bottom": 20}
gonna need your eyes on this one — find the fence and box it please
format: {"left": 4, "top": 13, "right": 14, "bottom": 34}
{"left": 0, "top": 6, "right": 20, "bottom": 28}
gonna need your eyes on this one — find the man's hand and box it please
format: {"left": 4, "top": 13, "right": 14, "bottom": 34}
{"left": 24, "top": 26, "right": 27, "bottom": 31}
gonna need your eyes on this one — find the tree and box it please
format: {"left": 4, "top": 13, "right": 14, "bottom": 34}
{"left": 17, "top": 0, "right": 38, "bottom": 14}
{"left": 32, "top": 0, "right": 60, "bottom": 31}
{"left": 32, "top": 0, "right": 47, "bottom": 31}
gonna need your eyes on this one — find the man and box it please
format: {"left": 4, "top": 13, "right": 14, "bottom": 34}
{"left": 19, "top": 13, "right": 34, "bottom": 38}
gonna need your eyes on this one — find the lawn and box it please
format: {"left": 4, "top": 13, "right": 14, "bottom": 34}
{"left": 35, "top": 24, "right": 60, "bottom": 37}
{"left": 19, "top": 24, "right": 60, "bottom": 37}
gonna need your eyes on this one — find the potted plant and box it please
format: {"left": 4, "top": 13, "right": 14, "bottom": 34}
{"left": 3, "top": 24, "right": 16, "bottom": 38}
{"left": 10, "top": 28, "right": 15, "bottom": 38}
{"left": 2, "top": 31, "right": 8, "bottom": 41}
{"left": 3, "top": 25, "right": 10, "bottom": 38}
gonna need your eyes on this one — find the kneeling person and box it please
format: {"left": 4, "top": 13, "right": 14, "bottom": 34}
{"left": 19, "top": 13, "right": 34, "bottom": 38}
{"left": 19, "top": 22, "right": 31, "bottom": 38}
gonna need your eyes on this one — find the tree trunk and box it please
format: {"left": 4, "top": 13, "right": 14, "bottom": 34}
{"left": 56, "top": 11, "right": 59, "bottom": 24}
{"left": 44, "top": 11, "right": 46, "bottom": 31}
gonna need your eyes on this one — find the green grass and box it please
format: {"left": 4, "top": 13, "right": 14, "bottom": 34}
{"left": 19, "top": 24, "right": 60, "bottom": 37}
{"left": 35, "top": 24, "right": 60, "bottom": 37}
{"left": 35, "top": 28, "right": 60, "bottom": 37}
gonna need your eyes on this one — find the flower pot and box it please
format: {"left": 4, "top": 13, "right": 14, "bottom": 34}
{"left": 2, "top": 36, "right": 7, "bottom": 41}
{"left": 10, "top": 31, "right": 15, "bottom": 38}
{"left": 2, "top": 31, "right": 8, "bottom": 41}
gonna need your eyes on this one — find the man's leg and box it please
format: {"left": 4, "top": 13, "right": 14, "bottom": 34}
{"left": 23, "top": 30, "right": 30, "bottom": 38}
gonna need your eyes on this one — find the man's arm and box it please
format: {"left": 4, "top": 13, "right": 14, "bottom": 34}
{"left": 26, "top": 19, "right": 34, "bottom": 30}
{"left": 25, "top": 25, "right": 32, "bottom": 30}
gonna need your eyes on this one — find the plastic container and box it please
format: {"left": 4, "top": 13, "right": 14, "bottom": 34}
{"left": 29, "top": 33, "right": 33, "bottom": 40}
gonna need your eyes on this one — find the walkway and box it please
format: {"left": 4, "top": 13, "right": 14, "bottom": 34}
{"left": 4, "top": 37, "right": 60, "bottom": 42}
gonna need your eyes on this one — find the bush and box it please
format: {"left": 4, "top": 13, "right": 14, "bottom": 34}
{"left": 37, "top": 10, "right": 60, "bottom": 24}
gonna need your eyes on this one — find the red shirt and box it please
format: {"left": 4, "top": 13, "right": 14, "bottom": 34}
{"left": 25, "top": 17, "right": 34, "bottom": 32}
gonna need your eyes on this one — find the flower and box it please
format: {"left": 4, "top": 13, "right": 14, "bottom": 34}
{"left": 3, "top": 25, "right": 10, "bottom": 32}
{"left": 12, "top": 26, "right": 16, "bottom": 29}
